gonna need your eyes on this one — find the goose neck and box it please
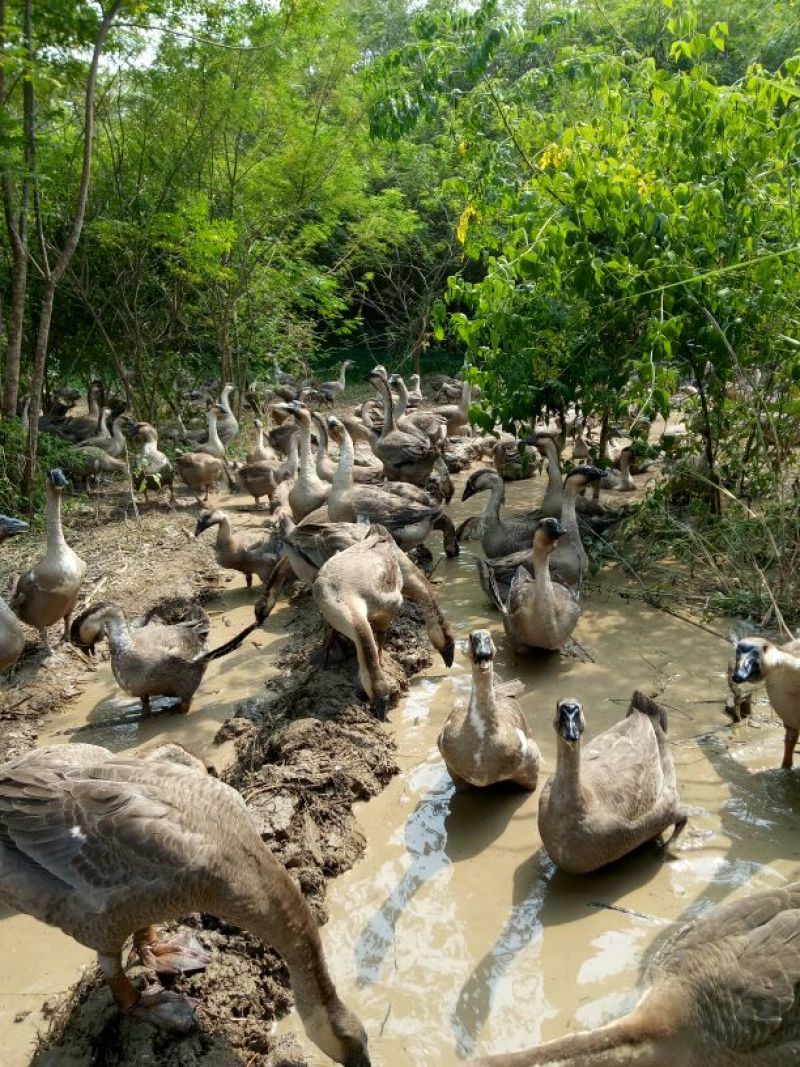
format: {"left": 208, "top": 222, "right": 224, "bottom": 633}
{"left": 332, "top": 427, "right": 355, "bottom": 494}
{"left": 554, "top": 733, "right": 584, "bottom": 806}
{"left": 45, "top": 487, "right": 68, "bottom": 555}
{"left": 485, "top": 480, "right": 505, "bottom": 519}
{"left": 542, "top": 440, "right": 562, "bottom": 495}
{"left": 215, "top": 515, "right": 233, "bottom": 548}
{"left": 392, "top": 378, "right": 409, "bottom": 419}
{"left": 377, "top": 378, "right": 395, "bottom": 435}
{"left": 503, "top": 1015, "right": 668, "bottom": 1065}
{"left": 297, "top": 420, "right": 315, "bottom": 479}
{"left": 469, "top": 668, "right": 498, "bottom": 728}
{"left": 560, "top": 479, "right": 579, "bottom": 536}
{"left": 532, "top": 542, "right": 554, "bottom": 595}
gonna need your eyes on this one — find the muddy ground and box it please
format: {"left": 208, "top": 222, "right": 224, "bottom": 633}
{"left": 0, "top": 472, "right": 451, "bottom": 1066}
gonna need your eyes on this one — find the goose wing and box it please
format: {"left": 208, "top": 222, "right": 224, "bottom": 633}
{"left": 0, "top": 747, "right": 231, "bottom": 903}
{"left": 649, "top": 883, "right": 800, "bottom": 1051}
{"left": 581, "top": 714, "right": 663, "bottom": 817}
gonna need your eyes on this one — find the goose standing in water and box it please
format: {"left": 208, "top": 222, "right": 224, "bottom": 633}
{"left": 469, "top": 881, "right": 800, "bottom": 1066}
{"left": 438, "top": 630, "right": 540, "bottom": 790}
{"left": 0, "top": 515, "right": 29, "bottom": 672}
{"left": 538, "top": 692, "right": 688, "bottom": 874}
{"left": 0, "top": 744, "right": 371, "bottom": 1064}
{"left": 486, "top": 518, "right": 580, "bottom": 653}
{"left": 10, "top": 469, "right": 86, "bottom": 653}
{"left": 732, "top": 637, "right": 800, "bottom": 768}
{"left": 366, "top": 366, "right": 437, "bottom": 487}
{"left": 70, "top": 602, "right": 256, "bottom": 714}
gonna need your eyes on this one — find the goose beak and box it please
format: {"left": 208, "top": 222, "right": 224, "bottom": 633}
{"left": 49, "top": 468, "right": 69, "bottom": 488}
{"left": 732, "top": 648, "right": 761, "bottom": 684}
{"left": 461, "top": 480, "right": 477, "bottom": 501}
{"left": 372, "top": 694, "right": 392, "bottom": 720}
{"left": 0, "top": 516, "right": 29, "bottom": 538}
{"left": 194, "top": 514, "right": 212, "bottom": 537}
{"left": 345, "top": 1052, "right": 371, "bottom": 1067}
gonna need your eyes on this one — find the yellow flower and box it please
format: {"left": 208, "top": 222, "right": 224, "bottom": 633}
{"left": 539, "top": 142, "right": 570, "bottom": 171}
{"left": 456, "top": 204, "right": 477, "bottom": 245}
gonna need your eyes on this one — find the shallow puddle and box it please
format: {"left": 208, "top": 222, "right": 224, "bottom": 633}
{"left": 3, "top": 474, "right": 800, "bottom": 1066}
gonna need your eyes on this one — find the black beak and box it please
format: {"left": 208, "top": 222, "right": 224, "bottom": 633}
{"left": 194, "top": 515, "right": 212, "bottom": 537}
{"left": 372, "top": 693, "right": 392, "bottom": 719}
{"left": 0, "top": 516, "right": 29, "bottom": 537}
{"left": 461, "top": 479, "right": 477, "bottom": 501}
{"left": 732, "top": 650, "right": 761, "bottom": 684}
{"left": 441, "top": 638, "right": 455, "bottom": 668}
{"left": 49, "top": 468, "right": 69, "bottom": 488}
{"left": 557, "top": 701, "right": 583, "bottom": 743}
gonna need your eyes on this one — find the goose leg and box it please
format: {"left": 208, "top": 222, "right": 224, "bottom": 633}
{"left": 38, "top": 627, "right": 51, "bottom": 655}
{"left": 98, "top": 950, "right": 196, "bottom": 1033}
{"left": 61, "top": 613, "right": 72, "bottom": 642}
{"left": 782, "top": 727, "right": 799, "bottom": 769}
{"left": 245, "top": 572, "right": 253, "bottom": 589}
{"left": 129, "top": 926, "right": 211, "bottom": 976}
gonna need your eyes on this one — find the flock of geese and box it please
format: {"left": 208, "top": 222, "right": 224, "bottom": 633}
{"left": 1, "top": 364, "right": 800, "bottom": 1066}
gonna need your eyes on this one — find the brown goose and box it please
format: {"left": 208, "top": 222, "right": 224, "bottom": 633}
{"left": 132, "top": 422, "right": 175, "bottom": 503}
{"left": 0, "top": 515, "right": 29, "bottom": 672}
{"left": 538, "top": 692, "right": 688, "bottom": 874}
{"left": 70, "top": 601, "right": 255, "bottom": 714}
{"left": 438, "top": 631, "right": 540, "bottom": 790}
{"left": 195, "top": 509, "right": 280, "bottom": 587}
{"left": 10, "top": 469, "right": 86, "bottom": 653}
{"left": 469, "top": 881, "right": 800, "bottom": 1066}
{"left": 0, "top": 744, "right": 371, "bottom": 1064}
{"left": 732, "top": 637, "right": 800, "bottom": 768}
{"left": 366, "top": 366, "right": 437, "bottom": 487}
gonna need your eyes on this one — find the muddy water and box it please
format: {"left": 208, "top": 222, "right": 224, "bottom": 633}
{"left": 279, "top": 476, "right": 800, "bottom": 1064}
{"left": 3, "top": 473, "right": 800, "bottom": 1066}
{"left": 0, "top": 503, "right": 294, "bottom": 1067}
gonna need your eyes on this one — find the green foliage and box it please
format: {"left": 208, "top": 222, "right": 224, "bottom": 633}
{"left": 0, "top": 419, "right": 81, "bottom": 520}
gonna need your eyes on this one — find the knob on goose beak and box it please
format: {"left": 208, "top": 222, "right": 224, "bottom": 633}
{"left": 0, "top": 515, "right": 29, "bottom": 539}
{"left": 48, "top": 468, "right": 69, "bottom": 489}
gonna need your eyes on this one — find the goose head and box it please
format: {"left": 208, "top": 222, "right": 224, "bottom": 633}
{"left": 326, "top": 415, "right": 346, "bottom": 443}
{"left": 0, "top": 515, "right": 28, "bottom": 541}
{"left": 70, "top": 602, "right": 122, "bottom": 654}
{"left": 194, "top": 509, "right": 226, "bottom": 537}
{"left": 520, "top": 432, "right": 556, "bottom": 456}
{"left": 365, "top": 364, "right": 388, "bottom": 385}
{"left": 732, "top": 637, "right": 770, "bottom": 684}
{"left": 254, "top": 418, "right": 263, "bottom": 430}
{"left": 304, "top": 1000, "right": 371, "bottom": 1066}
{"left": 534, "top": 517, "right": 567, "bottom": 553}
{"left": 554, "top": 698, "right": 585, "bottom": 747}
{"left": 461, "top": 468, "right": 503, "bottom": 501}
{"left": 46, "top": 467, "right": 69, "bottom": 493}
{"left": 565, "top": 465, "right": 608, "bottom": 491}
{"left": 468, "top": 629, "right": 496, "bottom": 675}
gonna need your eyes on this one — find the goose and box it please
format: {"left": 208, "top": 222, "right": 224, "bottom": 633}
{"left": 469, "top": 881, "right": 800, "bottom": 1066}
{"left": 0, "top": 744, "right": 371, "bottom": 1063}
{"left": 71, "top": 601, "right": 256, "bottom": 713}
{"left": 538, "top": 692, "right": 688, "bottom": 874}
{"left": 389, "top": 373, "right": 446, "bottom": 444}
{"left": 0, "top": 515, "right": 29, "bottom": 672}
{"left": 732, "top": 637, "right": 800, "bottom": 768}
{"left": 261, "top": 516, "right": 455, "bottom": 659}
{"left": 548, "top": 465, "right": 609, "bottom": 587}
{"left": 433, "top": 379, "right": 471, "bottom": 436}
{"left": 230, "top": 431, "right": 299, "bottom": 509}
{"left": 312, "top": 410, "right": 384, "bottom": 484}
{"left": 10, "top": 469, "right": 86, "bottom": 653}
{"left": 175, "top": 451, "right": 224, "bottom": 502}
{"left": 366, "top": 366, "right": 437, "bottom": 487}
{"left": 602, "top": 446, "right": 636, "bottom": 491}
{"left": 191, "top": 405, "right": 226, "bottom": 458}
{"left": 572, "top": 424, "right": 590, "bottom": 459}
{"left": 247, "top": 418, "right": 278, "bottom": 464}
{"left": 215, "top": 382, "right": 239, "bottom": 445}
{"left": 320, "top": 360, "right": 355, "bottom": 404}
{"left": 525, "top": 434, "right": 611, "bottom": 522}
{"left": 406, "top": 373, "right": 423, "bottom": 406}
{"left": 486, "top": 518, "right": 580, "bottom": 652}
{"left": 312, "top": 528, "right": 402, "bottom": 715}
{"left": 75, "top": 405, "right": 112, "bottom": 448}
{"left": 79, "top": 411, "right": 130, "bottom": 458}
{"left": 277, "top": 402, "right": 331, "bottom": 521}
{"left": 131, "top": 422, "right": 175, "bottom": 503}
{"left": 438, "top": 630, "right": 540, "bottom": 790}
{"left": 340, "top": 404, "right": 379, "bottom": 448}
{"left": 195, "top": 509, "right": 280, "bottom": 587}
{"left": 461, "top": 468, "right": 540, "bottom": 557}
{"left": 326, "top": 416, "right": 459, "bottom": 556}
{"left": 55, "top": 381, "right": 106, "bottom": 442}
{"left": 492, "top": 436, "right": 532, "bottom": 481}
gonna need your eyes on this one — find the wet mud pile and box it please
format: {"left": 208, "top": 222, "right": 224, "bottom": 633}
{"left": 35, "top": 596, "right": 433, "bottom": 1066}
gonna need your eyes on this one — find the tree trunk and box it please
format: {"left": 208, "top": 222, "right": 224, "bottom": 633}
{"left": 23, "top": 0, "right": 124, "bottom": 498}
{"left": 2, "top": 249, "right": 27, "bottom": 414}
